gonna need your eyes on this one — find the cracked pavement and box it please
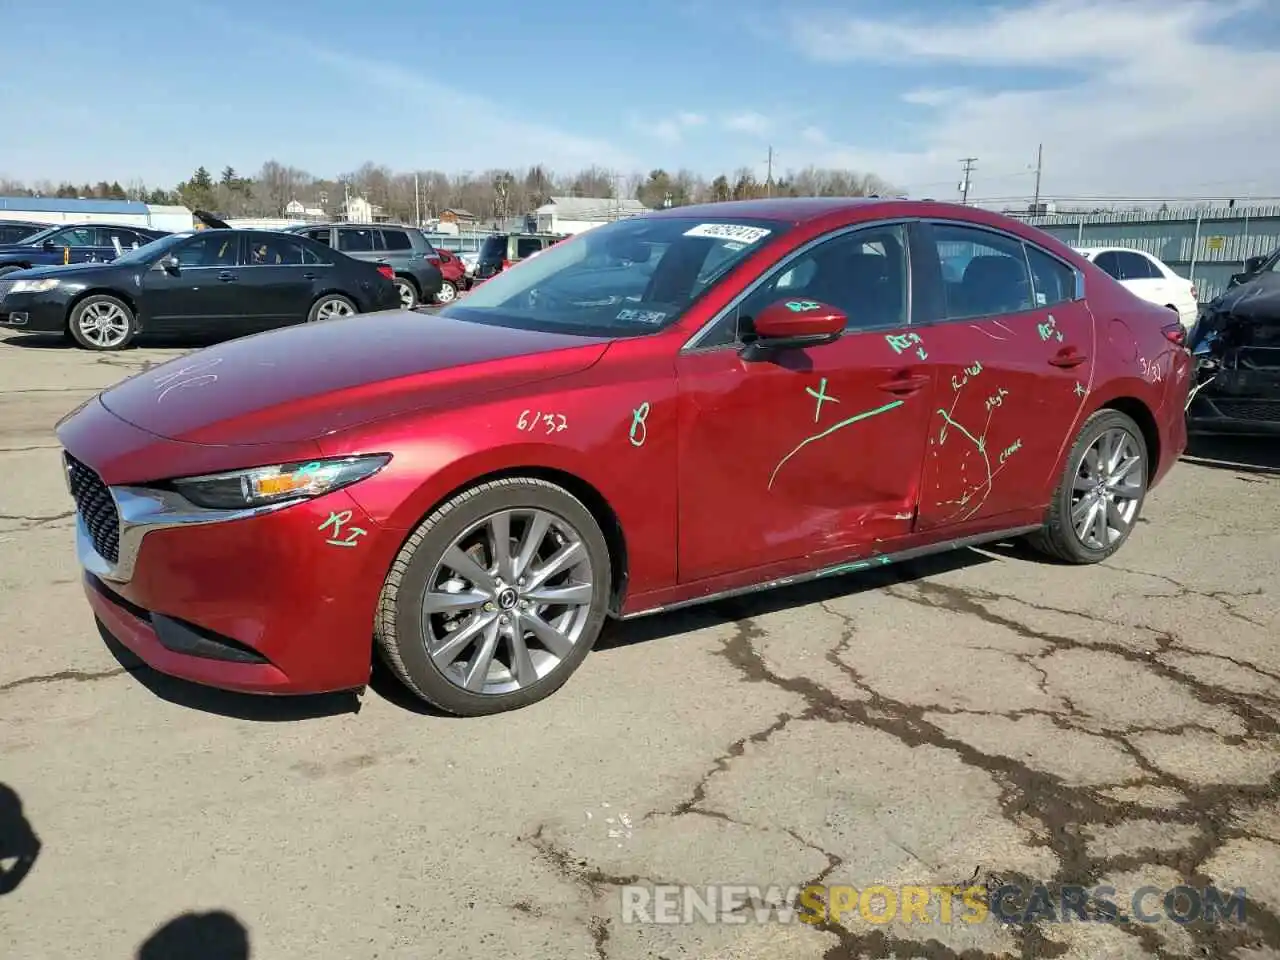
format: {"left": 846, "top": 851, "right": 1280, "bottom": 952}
{"left": 2, "top": 331, "right": 1279, "bottom": 959}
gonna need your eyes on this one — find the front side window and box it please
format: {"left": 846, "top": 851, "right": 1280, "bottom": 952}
{"left": 931, "top": 223, "right": 1033, "bottom": 319}
{"left": 440, "top": 215, "right": 792, "bottom": 337}
{"left": 173, "top": 234, "right": 239, "bottom": 268}
{"left": 47, "top": 227, "right": 98, "bottom": 248}
{"left": 1115, "top": 251, "right": 1156, "bottom": 280}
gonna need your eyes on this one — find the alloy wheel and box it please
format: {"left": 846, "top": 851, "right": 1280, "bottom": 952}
{"left": 1069, "top": 427, "right": 1145, "bottom": 550}
{"left": 76, "top": 302, "right": 130, "bottom": 348}
{"left": 435, "top": 281, "right": 457, "bottom": 304}
{"left": 420, "top": 508, "right": 595, "bottom": 695}
{"left": 396, "top": 281, "right": 417, "bottom": 309}
{"left": 316, "top": 298, "right": 354, "bottom": 321}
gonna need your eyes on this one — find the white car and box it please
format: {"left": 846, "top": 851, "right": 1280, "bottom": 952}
{"left": 1075, "top": 246, "right": 1199, "bottom": 328}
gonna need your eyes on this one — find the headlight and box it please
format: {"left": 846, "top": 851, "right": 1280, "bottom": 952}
{"left": 169, "top": 455, "right": 391, "bottom": 510}
{"left": 10, "top": 278, "right": 59, "bottom": 293}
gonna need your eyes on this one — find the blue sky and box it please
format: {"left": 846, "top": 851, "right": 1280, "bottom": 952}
{"left": 3, "top": 0, "right": 1280, "bottom": 201}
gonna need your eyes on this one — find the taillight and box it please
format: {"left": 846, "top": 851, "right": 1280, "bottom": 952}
{"left": 502, "top": 259, "right": 512, "bottom": 270}
{"left": 1190, "top": 284, "right": 1198, "bottom": 300}
{"left": 1162, "top": 322, "right": 1187, "bottom": 347}
{"left": 377, "top": 265, "right": 394, "bottom": 280}
{"left": 427, "top": 257, "right": 441, "bottom": 267}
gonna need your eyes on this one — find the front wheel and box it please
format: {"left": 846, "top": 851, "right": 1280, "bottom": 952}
{"left": 308, "top": 294, "right": 357, "bottom": 323}
{"left": 1026, "top": 408, "right": 1148, "bottom": 563}
{"left": 68, "top": 295, "right": 137, "bottom": 351}
{"left": 434, "top": 280, "right": 458, "bottom": 304}
{"left": 375, "top": 477, "right": 612, "bottom": 715}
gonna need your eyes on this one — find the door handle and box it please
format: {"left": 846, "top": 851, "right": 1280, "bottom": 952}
{"left": 1049, "top": 348, "right": 1087, "bottom": 368}
{"left": 302, "top": 273, "right": 317, "bottom": 280}
{"left": 878, "top": 372, "right": 931, "bottom": 394}
{"left": 217, "top": 272, "right": 238, "bottom": 282}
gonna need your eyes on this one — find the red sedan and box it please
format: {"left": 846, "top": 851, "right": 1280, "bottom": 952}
{"left": 56, "top": 198, "right": 1191, "bottom": 716}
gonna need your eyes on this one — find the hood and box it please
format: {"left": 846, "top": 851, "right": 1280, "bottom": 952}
{"left": 98, "top": 310, "right": 611, "bottom": 445}
{"left": 1205, "top": 272, "right": 1280, "bottom": 323}
{"left": 2, "top": 261, "right": 124, "bottom": 279}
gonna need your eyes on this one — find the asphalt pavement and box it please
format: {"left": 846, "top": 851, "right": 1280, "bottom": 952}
{"left": 2, "top": 330, "right": 1278, "bottom": 960}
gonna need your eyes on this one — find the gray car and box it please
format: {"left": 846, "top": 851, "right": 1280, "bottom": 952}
{"left": 282, "top": 222, "right": 444, "bottom": 309}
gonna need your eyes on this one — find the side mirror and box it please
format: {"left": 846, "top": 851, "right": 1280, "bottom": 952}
{"left": 1243, "top": 255, "right": 1266, "bottom": 275}
{"left": 741, "top": 299, "right": 846, "bottom": 361}
{"left": 158, "top": 255, "right": 180, "bottom": 275}
{"left": 42, "top": 240, "right": 56, "bottom": 251}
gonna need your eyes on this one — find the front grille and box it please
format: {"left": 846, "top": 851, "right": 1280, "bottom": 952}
{"left": 65, "top": 454, "right": 120, "bottom": 563}
{"left": 1214, "top": 399, "right": 1280, "bottom": 422}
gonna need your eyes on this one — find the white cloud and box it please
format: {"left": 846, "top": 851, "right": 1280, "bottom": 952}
{"left": 781, "top": 0, "right": 1280, "bottom": 199}
{"left": 723, "top": 111, "right": 771, "bottom": 136}
{"left": 801, "top": 126, "right": 827, "bottom": 145}
{"left": 633, "top": 111, "right": 707, "bottom": 144}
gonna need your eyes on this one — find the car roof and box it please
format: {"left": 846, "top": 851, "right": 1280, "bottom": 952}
{"left": 643, "top": 196, "right": 904, "bottom": 223}
{"left": 1075, "top": 246, "right": 1159, "bottom": 258}
{"left": 28, "top": 220, "right": 162, "bottom": 231}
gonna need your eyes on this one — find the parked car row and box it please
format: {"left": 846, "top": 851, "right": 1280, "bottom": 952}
{"left": 0, "top": 225, "right": 400, "bottom": 349}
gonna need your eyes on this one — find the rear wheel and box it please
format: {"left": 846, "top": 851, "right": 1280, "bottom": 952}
{"left": 434, "top": 280, "right": 458, "bottom": 304}
{"left": 1026, "top": 409, "right": 1148, "bottom": 563}
{"left": 375, "top": 477, "right": 611, "bottom": 715}
{"left": 308, "top": 294, "right": 356, "bottom": 323}
{"left": 394, "top": 277, "right": 419, "bottom": 309}
{"left": 68, "top": 295, "right": 137, "bottom": 351}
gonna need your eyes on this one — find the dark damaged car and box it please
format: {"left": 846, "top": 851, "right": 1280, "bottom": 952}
{"left": 1186, "top": 248, "right": 1280, "bottom": 435}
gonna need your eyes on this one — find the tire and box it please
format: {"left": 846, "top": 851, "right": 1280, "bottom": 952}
{"left": 375, "top": 477, "right": 612, "bottom": 716}
{"left": 68, "top": 294, "right": 137, "bottom": 351}
{"left": 434, "top": 280, "right": 458, "bottom": 304}
{"left": 394, "top": 277, "right": 419, "bottom": 310}
{"left": 307, "top": 294, "right": 357, "bottom": 323}
{"left": 1025, "top": 408, "right": 1149, "bottom": 564}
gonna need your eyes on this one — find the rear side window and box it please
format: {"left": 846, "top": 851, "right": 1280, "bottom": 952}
{"left": 337, "top": 228, "right": 380, "bottom": 252}
{"left": 380, "top": 229, "right": 412, "bottom": 251}
{"left": 1024, "top": 245, "right": 1076, "bottom": 306}
{"left": 515, "top": 237, "right": 541, "bottom": 259}
{"left": 929, "top": 223, "right": 1034, "bottom": 319}
{"left": 304, "top": 229, "right": 331, "bottom": 246}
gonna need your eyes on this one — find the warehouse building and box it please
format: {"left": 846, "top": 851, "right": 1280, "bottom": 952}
{"left": 0, "top": 196, "right": 195, "bottom": 232}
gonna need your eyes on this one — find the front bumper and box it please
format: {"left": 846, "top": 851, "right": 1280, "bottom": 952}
{"left": 58, "top": 408, "right": 403, "bottom": 695}
{"left": 1187, "top": 394, "right": 1280, "bottom": 436}
{"left": 0, "top": 288, "right": 68, "bottom": 332}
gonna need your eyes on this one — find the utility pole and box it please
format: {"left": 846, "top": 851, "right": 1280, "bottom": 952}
{"left": 764, "top": 146, "right": 775, "bottom": 197}
{"left": 414, "top": 171, "right": 421, "bottom": 226}
{"left": 1032, "top": 143, "right": 1043, "bottom": 212}
{"left": 958, "top": 158, "right": 977, "bottom": 205}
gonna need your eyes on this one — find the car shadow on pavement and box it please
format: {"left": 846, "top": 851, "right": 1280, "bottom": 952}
{"left": 2, "top": 332, "right": 224, "bottom": 351}
{"left": 137, "top": 910, "right": 250, "bottom": 960}
{"left": 1181, "top": 435, "right": 1280, "bottom": 476}
{"left": 97, "top": 621, "right": 362, "bottom": 722}
{"left": 0, "top": 781, "right": 41, "bottom": 896}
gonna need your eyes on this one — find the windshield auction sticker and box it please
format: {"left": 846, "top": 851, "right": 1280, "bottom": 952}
{"left": 683, "top": 223, "right": 772, "bottom": 244}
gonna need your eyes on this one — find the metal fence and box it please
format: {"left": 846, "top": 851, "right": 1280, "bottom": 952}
{"left": 1019, "top": 205, "right": 1280, "bottom": 303}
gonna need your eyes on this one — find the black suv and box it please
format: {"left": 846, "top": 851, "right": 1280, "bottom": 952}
{"left": 283, "top": 223, "right": 443, "bottom": 309}
{"left": 475, "top": 232, "right": 563, "bottom": 281}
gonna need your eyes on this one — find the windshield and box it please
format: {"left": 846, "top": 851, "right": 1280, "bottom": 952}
{"left": 439, "top": 215, "right": 790, "bottom": 336}
{"left": 110, "top": 232, "right": 194, "bottom": 265}
{"left": 479, "top": 236, "right": 507, "bottom": 260}
{"left": 18, "top": 226, "right": 60, "bottom": 245}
